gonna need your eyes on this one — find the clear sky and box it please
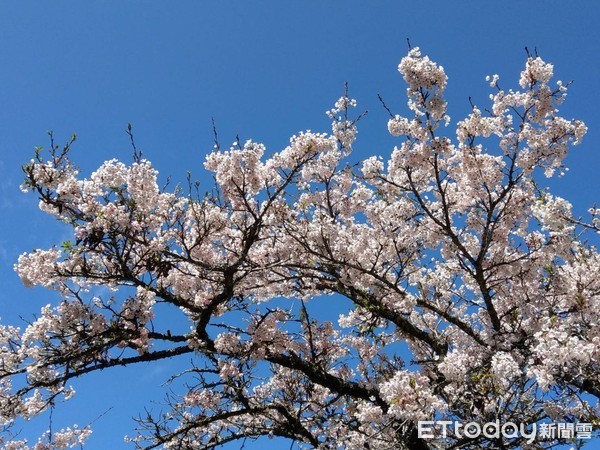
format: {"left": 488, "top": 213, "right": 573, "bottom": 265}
{"left": 0, "top": 1, "right": 599, "bottom": 449}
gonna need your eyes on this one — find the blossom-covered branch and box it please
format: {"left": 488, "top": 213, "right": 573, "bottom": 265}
{"left": 2, "top": 48, "right": 597, "bottom": 449}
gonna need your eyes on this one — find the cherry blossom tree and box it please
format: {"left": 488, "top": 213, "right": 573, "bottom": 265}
{"left": 1, "top": 47, "right": 598, "bottom": 449}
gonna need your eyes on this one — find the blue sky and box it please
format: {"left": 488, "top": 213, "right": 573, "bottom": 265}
{"left": 1, "top": 1, "right": 599, "bottom": 449}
